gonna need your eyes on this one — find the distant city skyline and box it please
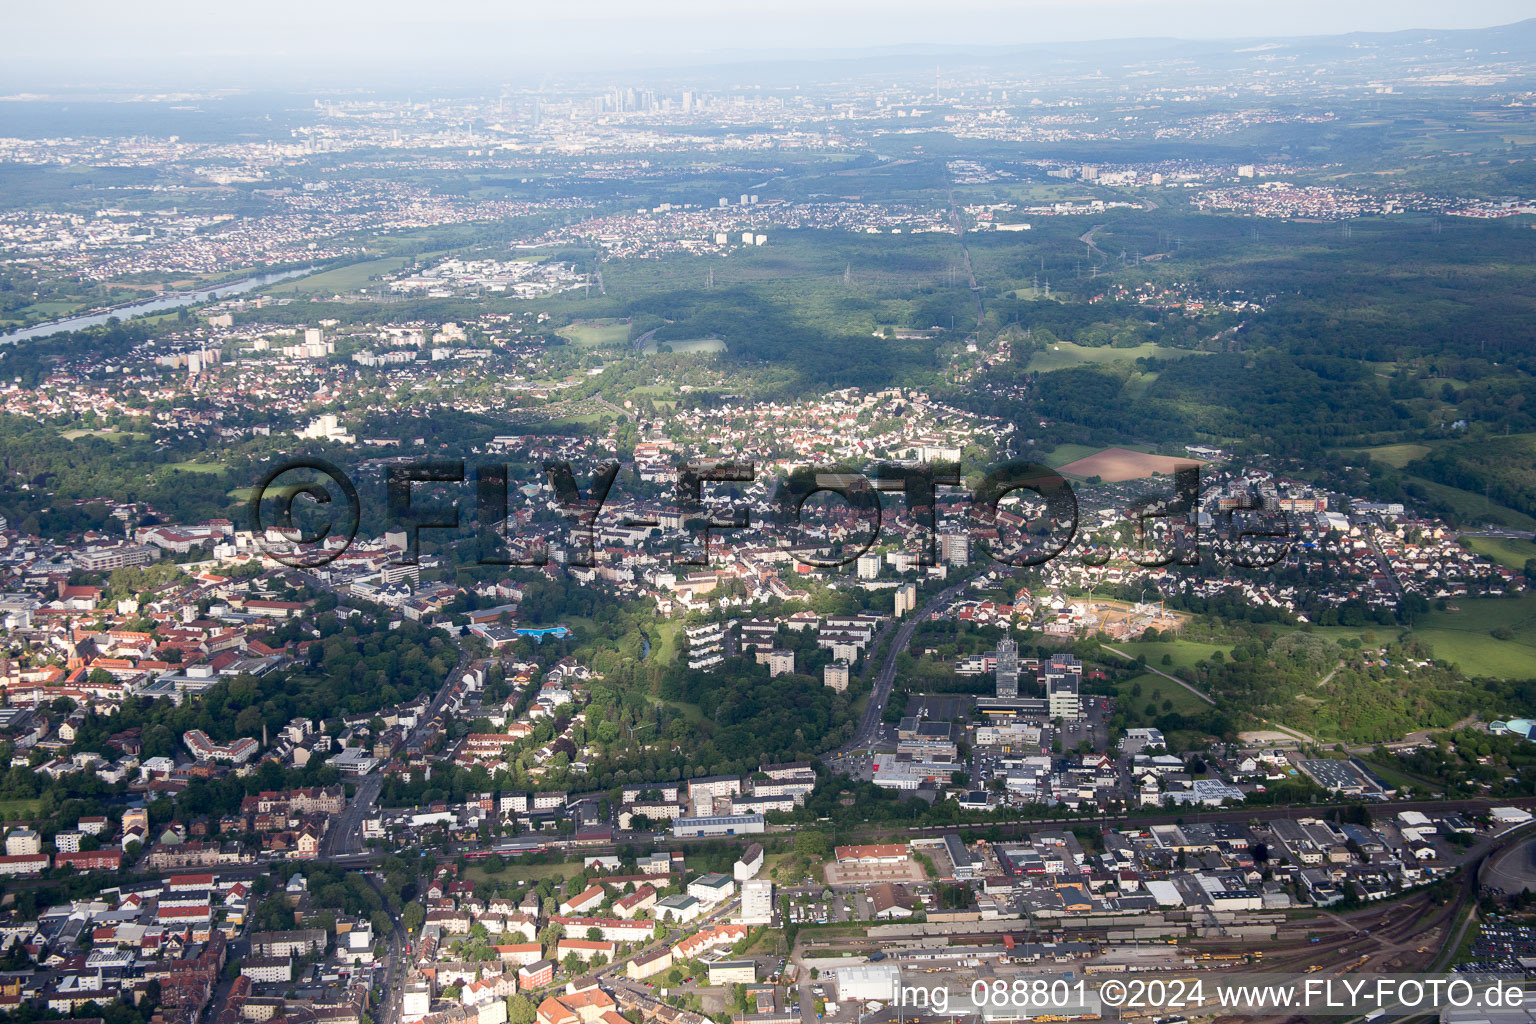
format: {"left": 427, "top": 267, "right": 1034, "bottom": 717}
{"left": 4, "top": 0, "right": 1533, "bottom": 83}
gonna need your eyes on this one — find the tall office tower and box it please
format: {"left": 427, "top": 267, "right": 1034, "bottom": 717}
{"left": 995, "top": 636, "right": 1019, "bottom": 698}
{"left": 1045, "top": 653, "right": 1083, "bottom": 720}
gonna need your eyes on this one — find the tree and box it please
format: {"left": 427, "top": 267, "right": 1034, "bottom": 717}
{"left": 507, "top": 996, "right": 537, "bottom": 1024}
{"left": 235, "top": 706, "right": 264, "bottom": 736}
{"left": 793, "top": 830, "right": 830, "bottom": 861}
{"left": 401, "top": 901, "right": 426, "bottom": 934}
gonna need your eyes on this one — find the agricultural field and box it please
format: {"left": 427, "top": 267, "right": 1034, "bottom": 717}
{"left": 1057, "top": 446, "right": 1204, "bottom": 482}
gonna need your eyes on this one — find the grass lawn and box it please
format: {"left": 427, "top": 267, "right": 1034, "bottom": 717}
{"left": 1404, "top": 474, "right": 1536, "bottom": 531}
{"left": 166, "top": 460, "right": 226, "bottom": 475}
{"left": 1352, "top": 443, "right": 1433, "bottom": 469}
{"left": 1111, "top": 638, "right": 1231, "bottom": 673}
{"left": 1039, "top": 443, "right": 1102, "bottom": 468}
{"left": 1114, "top": 671, "right": 1209, "bottom": 717}
{"left": 227, "top": 481, "right": 327, "bottom": 504}
{"left": 651, "top": 620, "right": 681, "bottom": 666}
{"left": 26, "top": 300, "right": 84, "bottom": 315}
{"left": 1025, "top": 341, "right": 1207, "bottom": 373}
{"left": 557, "top": 320, "right": 632, "bottom": 348}
{"left": 1461, "top": 535, "right": 1536, "bottom": 570}
{"left": 985, "top": 181, "right": 1099, "bottom": 204}
{"left": 267, "top": 256, "right": 411, "bottom": 296}
{"left": 61, "top": 429, "right": 147, "bottom": 442}
{"left": 645, "top": 690, "right": 705, "bottom": 724}
{"left": 464, "top": 859, "right": 584, "bottom": 886}
{"left": 629, "top": 384, "right": 678, "bottom": 404}
{"left": 544, "top": 411, "right": 614, "bottom": 430}
{"left": 1271, "top": 622, "right": 1384, "bottom": 649}
{"left": 1409, "top": 593, "right": 1536, "bottom": 679}
{"left": 641, "top": 337, "right": 726, "bottom": 355}
{"left": 1121, "top": 372, "right": 1161, "bottom": 399}
{"left": 0, "top": 798, "right": 44, "bottom": 821}
{"left": 0, "top": 299, "right": 93, "bottom": 326}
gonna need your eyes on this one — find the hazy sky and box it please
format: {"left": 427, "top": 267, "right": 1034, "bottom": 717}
{"left": 6, "top": 0, "right": 1532, "bottom": 82}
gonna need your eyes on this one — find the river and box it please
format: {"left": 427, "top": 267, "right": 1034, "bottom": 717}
{"left": 0, "top": 266, "right": 315, "bottom": 345}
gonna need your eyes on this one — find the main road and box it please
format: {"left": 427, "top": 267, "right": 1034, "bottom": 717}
{"left": 837, "top": 572, "right": 981, "bottom": 754}
{"left": 322, "top": 772, "right": 384, "bottom": 859}
{"left": 322, "top": 643, "right": 470, "bottom": 859}
{"left": 364, "top": 872, "right": 409, "bottom": 1024}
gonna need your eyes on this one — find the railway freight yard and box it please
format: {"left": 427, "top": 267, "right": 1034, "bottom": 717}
{"left": 786, "top": 822, "right": 1532, "bottom": 1024}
